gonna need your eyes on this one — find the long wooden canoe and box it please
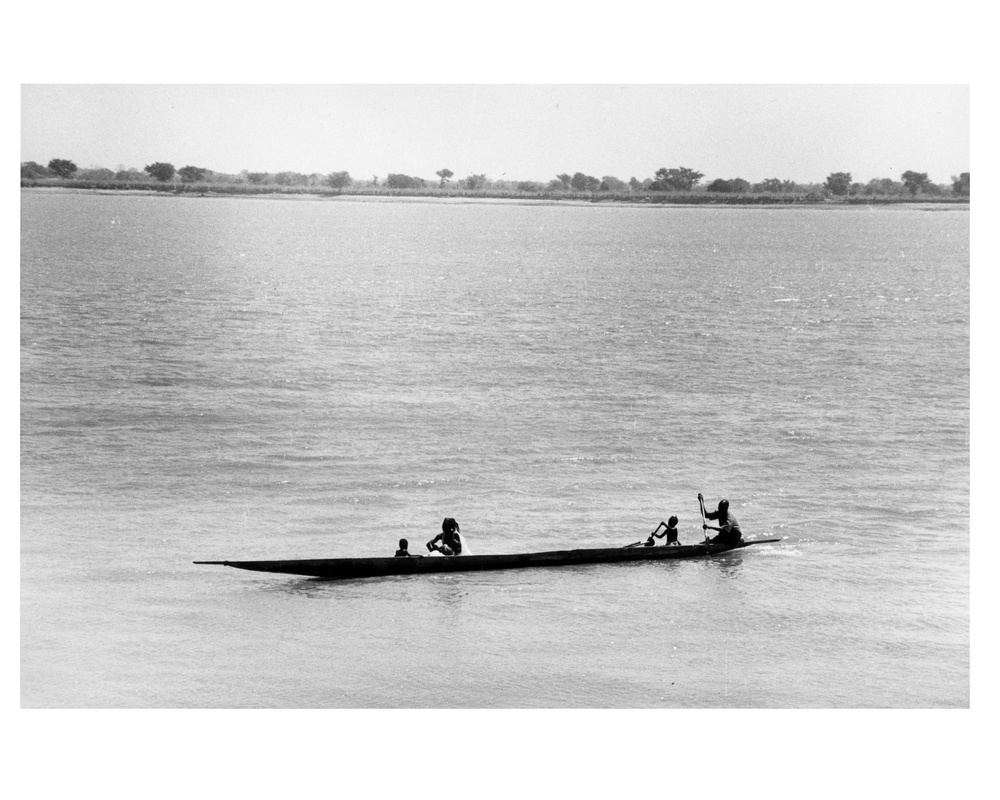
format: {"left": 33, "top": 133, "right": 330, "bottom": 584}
{"left": 194, "top": 538, "right": 781, "bottom": 580}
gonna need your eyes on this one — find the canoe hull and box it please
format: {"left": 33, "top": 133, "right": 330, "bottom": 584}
{"left": 195, "top": 538, "right": 781, "bottom": 580}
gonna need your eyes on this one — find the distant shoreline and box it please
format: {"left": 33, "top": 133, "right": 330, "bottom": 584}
{"left": 20, "top": 183, "right": 970, "bottom": 209}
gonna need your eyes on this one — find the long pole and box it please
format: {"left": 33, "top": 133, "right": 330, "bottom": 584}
{"left": 698, "top": 493, "right": 709, "bottom": 546}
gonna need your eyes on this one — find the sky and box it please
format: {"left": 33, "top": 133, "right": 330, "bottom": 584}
{"left": 21, "top": 84, "right": 969, "bottom": 185}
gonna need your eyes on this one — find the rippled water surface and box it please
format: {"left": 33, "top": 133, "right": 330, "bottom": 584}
{"left": 21, "top": 191, "right": 969, "bottom": 707}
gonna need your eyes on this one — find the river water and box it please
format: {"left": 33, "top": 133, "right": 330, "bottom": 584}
{"left": 20, "top": 190, "right": 969, "bottom": 709}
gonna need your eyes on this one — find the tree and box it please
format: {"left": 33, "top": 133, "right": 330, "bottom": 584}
{"left": 824, "top": 172, "right": 852, "bottom": 196}
{"left": 144, "top": 162, "right": 176, "bottom": 182}
{"left": 864, "top": 177, "right": 902, "bottom": 196}
{"left": 48, "top": 158, "right": 77, "bottom": 178}
{"left": 600, "top": 176, "right": 627, "bottom": 192}
{"left": 178, "top": 165, "right": 209, "bottom": 183}
{"left": 754, "top": 178, "right": 791, "bottom": 193}
{"left": 462, "top": 174, "right": 486, "bottom": 190}
{"left": 951, "top": 172, "right": 970, "bottom": 197}
{"left": 709, "top": 177, "right": 750, "bottom": 193}
{"left": 900, "top": 170, "right": 930, "bottom": 197}
{"left": 21, "top": 161, "right": 50, "bottom": 178}
{"left": 327, "top": 171, "right": 352, "bottom": 190}
{"left": 650, "top": 166, "right": 704, "bottom": 191}
{"left": 571, "top": 172, "right": 600, "bottom": 191}
{"left": 436, "top": 168, "right": 453, "bottom": 187}
{"left": 649, "top": 168, "right": 669, "bottom": 190}
{"left": 555, "top": 173, "right": 572, "bottom": 190}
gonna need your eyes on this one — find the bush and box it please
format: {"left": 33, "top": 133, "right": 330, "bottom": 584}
{"left": 387, "top": 173, "right": 426, "bottom": 189}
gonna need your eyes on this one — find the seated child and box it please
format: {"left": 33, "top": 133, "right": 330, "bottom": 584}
{"left": 648, "top": 516, "right": 680, "bottom": 546}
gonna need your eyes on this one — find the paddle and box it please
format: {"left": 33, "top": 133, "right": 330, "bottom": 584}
{"left": 698, "top": 493, "right": 710, "bottom": 547}
{"left": 624, "top": 522, "right": 667, "bottom": 548}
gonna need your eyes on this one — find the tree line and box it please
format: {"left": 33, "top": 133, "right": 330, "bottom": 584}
{"left": 22, "top": 158, "right": 971, "bottom": 198}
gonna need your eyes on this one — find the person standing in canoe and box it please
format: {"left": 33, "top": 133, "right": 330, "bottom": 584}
{"left": 701, "top": 496, "right": 743, "bottom": 545}
{"left": 427, "top": 517, "right": 469, "bottom": 556}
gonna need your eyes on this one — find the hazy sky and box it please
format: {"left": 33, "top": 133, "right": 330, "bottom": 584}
{"left": 21, "top": 84, "right": 969, "bottom": 185}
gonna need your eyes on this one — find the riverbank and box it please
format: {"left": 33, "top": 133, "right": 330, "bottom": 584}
{"left": 20, "top": 181, "right": 970, "bottom": 207}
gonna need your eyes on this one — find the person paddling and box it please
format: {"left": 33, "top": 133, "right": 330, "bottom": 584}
{"left": 427, "top": 517, "right": 465, "bottom": 556}
{"left": 648, "top": 516, "right": 680, "bottom": 546}
{"left": 700, "top": 496, "right": 743, "bottom": 545}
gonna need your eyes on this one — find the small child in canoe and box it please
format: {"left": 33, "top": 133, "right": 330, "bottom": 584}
{"left": 646, "top": 516, "right": 680, "bottom": 546}
{"left": 395, "top": 538, "right": 416, "bottom": 557}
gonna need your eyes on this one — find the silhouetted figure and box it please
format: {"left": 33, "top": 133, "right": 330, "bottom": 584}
{"left": 648, "top": 516, "right": 680, "bottom": 546}
{"left": 427, "top": 518, "right": 464, "bottom": 555}
{"left": 702, "top": 499, "right": 743, "bottom": 545}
